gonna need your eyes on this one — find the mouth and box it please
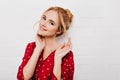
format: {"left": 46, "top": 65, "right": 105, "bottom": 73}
{"left": 40, "top": 26, "right": 47, "bottom": 31}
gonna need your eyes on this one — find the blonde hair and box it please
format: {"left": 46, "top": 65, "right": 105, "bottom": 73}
{"left": 33, "top": 6, "right": 73, "bottom": 37}
{"left": 45, "top": 6, "right": 73, "bottom": 37}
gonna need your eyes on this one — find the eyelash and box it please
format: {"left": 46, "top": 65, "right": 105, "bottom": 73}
{"left": 42, "top": 16, "right": 54, "bottom": 25}
{"left": 43, "top": 16, "right": 46, "bottom": 20}
{"left": 50, "top": 22, "right": 54, "bottom": 25}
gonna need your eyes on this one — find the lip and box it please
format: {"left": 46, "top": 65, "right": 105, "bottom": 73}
{"left": 40, "top": 26, "right": 47, "bottom": 31}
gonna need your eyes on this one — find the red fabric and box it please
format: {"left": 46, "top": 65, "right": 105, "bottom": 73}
{"left": 17, "top": 42, "right": 74, "bottom": 80}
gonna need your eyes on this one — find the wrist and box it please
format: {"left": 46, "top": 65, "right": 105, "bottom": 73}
{"left": 54, "top": 58, "right": 62, "bottom": 64}
{"left": 35, "top": 47, "right": 42, "bottom": 53}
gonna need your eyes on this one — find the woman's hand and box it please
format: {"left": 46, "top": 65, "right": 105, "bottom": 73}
{"left": 53, "top": 38, "right": 72, "bottom": 80}
{"left": 55, "top": 38, "right": 72, "bottom": 61}
{"left": 35, "top": 34, "right": 45, "bottom": 51}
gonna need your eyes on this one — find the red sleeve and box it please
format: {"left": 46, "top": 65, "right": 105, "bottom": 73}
{"left": 51, "top": 72, "right": 57, "bottom": 80}
{"left": 17, "top": 42, "right": 35, "bottom": 80}
{"left": 61, "top": 51, "right": 74, "bottom": 80}
{"left": 50, "top": 51, "right": 74, "bottom": 80}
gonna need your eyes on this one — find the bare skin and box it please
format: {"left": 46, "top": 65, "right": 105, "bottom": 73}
{"left": 23, "top": 10, "right": 72, "bottom": 80}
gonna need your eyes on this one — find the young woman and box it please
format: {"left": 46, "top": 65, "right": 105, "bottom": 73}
{"left": 17, "top": 6, "right": 74, "bottom": 80}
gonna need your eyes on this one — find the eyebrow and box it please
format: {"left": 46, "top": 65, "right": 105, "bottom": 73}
{"left": 49, "top": 20, "right": 55, "bottom": 24}
{"left": 43, "top": 15, "right": 46, "bottom": 17}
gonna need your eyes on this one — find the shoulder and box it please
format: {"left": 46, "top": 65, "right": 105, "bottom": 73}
{"left": 68, "top": 51, "right": 74, "bottom": 57}
{"left": 26, "top": 41, "right": 36, "bottom": 48}
{"left": 66, "top": 50, "right": 74, "bottom": 58}
{"left": 23, "top": 41, "right": 36, "bottom": 58}
{"left": 63, "top": 50, "right": 74, "bottom": 61}
{"left": 27, "top": 41, "right": 36, "bottom": 46}
{"left": 25, "top": 41, "right": 36, "bottom": 51}
{"left": 62, "top": 50, "right": 74, "bottom": 69}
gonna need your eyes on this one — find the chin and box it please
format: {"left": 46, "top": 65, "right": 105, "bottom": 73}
{"left": 37, "top": 33, "right": 45, "bottom": 38}
{"left": 37, "top": 32, "right": 56, "bottom": 38}
{"left": 37, "top": 31, "right": 44, "bottom": 35}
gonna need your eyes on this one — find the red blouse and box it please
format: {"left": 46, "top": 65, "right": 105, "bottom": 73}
{"left": 17, "top": 42, "right": 74, "bottom": 80}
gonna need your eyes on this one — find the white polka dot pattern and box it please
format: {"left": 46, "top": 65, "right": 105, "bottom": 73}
{"left": 17, "top": 42, "right": 74, "bottom": 80}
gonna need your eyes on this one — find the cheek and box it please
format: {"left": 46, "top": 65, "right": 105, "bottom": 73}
{"left": 48, "top": 26, "right": 58, "bottom": 33}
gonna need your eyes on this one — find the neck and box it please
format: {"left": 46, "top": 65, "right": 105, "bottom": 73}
{"left": 44, "top": 36, "right": 59, "bottom": 51}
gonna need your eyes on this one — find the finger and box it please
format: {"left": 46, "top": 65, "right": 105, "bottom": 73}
{"left": 68, "top": 37, "right": 72, "bottom": 45}
{"left": 36, "top": 34, "right": 43, "bottom": 41}
{"left": 60, "top": 43, "right": 65, "bottom": 49}
{"left": 69, "top": 38, "right": 72, "bottom": 49}
{"left": 67, "top": 37, "right": 72, "bottom": 50}
{"left": 61, "top": 38, "right": 71, "bottom": 50}
{"left": 69, "top": 42, "right": 72, "bottom": 50}
{"left": 66, "top": 37, "right": 71, "bottom": 46}
{"left": 62, "top": 41, "right": 72, "bottom": 52}
{"left": 35, "top": 35, "right": 39, "bottom": 41}
{"left": 61, "top": 47, "right": 71, "bottom": 56}
{"left": 41, "top": 36, "right": 45, "bottom": 41}
{"left": 60, "top": 45, "right": 70, "bottom": 51}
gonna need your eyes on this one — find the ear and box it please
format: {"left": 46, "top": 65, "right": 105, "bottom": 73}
{"left": 56, "top": 30, "right": 61, "bottom": 35}
{"left": 56, "top": 26, "right": 62, "bottom": 35}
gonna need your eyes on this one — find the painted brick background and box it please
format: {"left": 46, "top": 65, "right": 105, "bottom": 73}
{"left": 0, "top": 0, "right": 120, "bottom": 80}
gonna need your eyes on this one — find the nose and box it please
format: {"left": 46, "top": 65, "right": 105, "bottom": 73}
{"left": 41, "top": 20, "right": 47, "bottom": 27}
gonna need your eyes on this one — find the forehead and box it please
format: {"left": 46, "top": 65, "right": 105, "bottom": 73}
{"left": 43, "top": 10, "right": 59, "bottom": 23}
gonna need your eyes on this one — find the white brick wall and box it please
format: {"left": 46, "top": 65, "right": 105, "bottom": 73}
{"left": 0, "top": 0, "right": 120, "bottom": 80}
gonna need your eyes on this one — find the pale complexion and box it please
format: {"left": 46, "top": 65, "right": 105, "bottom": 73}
{"left": 23, "top": 10, "right": 72, "bottom": 80}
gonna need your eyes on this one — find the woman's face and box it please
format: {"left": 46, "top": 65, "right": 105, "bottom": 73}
{"left": 37, "top": 10, "right": 59, "bottom": 37}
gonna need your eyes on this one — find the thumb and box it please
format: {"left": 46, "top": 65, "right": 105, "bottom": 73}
{"left": 58, "top": 43, "right": 65, "bottom": 49}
